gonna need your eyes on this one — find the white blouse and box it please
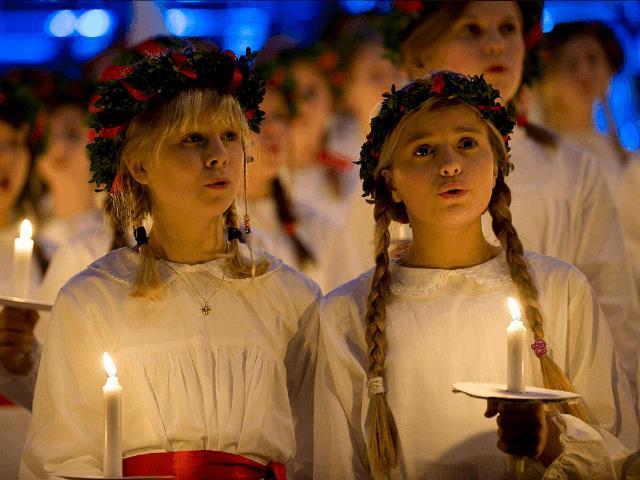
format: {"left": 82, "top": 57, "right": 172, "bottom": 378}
{"left": 326, "top": 126, "right": 640, "bottom": 387}
{"left": 21, "top": 247, "right": 321, "bottom": 479}
{"left": 314, "top": 251, "right": 638, "bottom": 479}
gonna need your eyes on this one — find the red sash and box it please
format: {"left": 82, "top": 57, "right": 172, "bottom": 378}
{"left": 123, "top": 450, "right": 286, "bottom": 480}
{"left": 0, "top": 394, "right": 14, "bottom": 406}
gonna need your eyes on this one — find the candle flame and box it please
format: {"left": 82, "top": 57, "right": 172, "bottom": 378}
{"left": 19, "top": 219, "right": 32, "bottom": 240}
{"left": 102, "top": 352, "right": 117, "bottom": 377}
{"left": 507, "top": 297, "right": 522, "bottom": 322}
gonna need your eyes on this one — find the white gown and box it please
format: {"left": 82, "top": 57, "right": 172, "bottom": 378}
{"left": 21, "top": 247, "right": 320, "bottom": 480}
{"left": 314, "top": 251, "right": 638, "bottom": 479}
{"left": 326, "top": 126, "right": 640, "bottom": 387}
{"left": 0, "top": 224, "right": 42, "bottom": 480}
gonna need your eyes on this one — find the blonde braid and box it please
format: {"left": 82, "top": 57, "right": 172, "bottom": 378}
{"left": 489, "top": 174, "right": 588, "bottom": 421}
{"left": 365, "top": 181, "right": 398, "bottom": 475}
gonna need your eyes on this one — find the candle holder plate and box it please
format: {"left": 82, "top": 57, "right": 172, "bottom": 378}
{"left": 452, "top": 382, "right": 581, "bottom": 403}
{"left": 0, "top": 293, "right": 52, "bottom": 312}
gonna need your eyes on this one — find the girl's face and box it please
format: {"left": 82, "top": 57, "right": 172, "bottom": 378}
{"left": 419, "top": 1, "right": 524, "bottom": 103}
{"left": 37, "top": 105, "right": 92, "bottom": 190}
{"left": 345, "top": 43, "right": 403, "bottom": 130}
{"left": 548, "top": 35, "right": 612, "bottom": 105}
{"left": 0, "top": 119, "right": 30, "bottom": 220}
{"left": 289, "top": 61, "right": 333, "bottom": 167}
{"left": 382, "top": 104, "right": 496, "bottom": 230}
{"left": 251, "top": 88, "right": 288, "bottom": 183}
{"left": 134, "top": 113, "right": 244, "bottom": 222}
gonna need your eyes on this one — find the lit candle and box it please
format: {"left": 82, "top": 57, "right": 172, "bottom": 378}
{"left": 506, "top": 297, "right": 526, "bottom": 393}
{"left": 13, "top": 219, "right": 33, "bottom": 299}
{"left": 102, "top": 352, "right": 122, "bottom": 478}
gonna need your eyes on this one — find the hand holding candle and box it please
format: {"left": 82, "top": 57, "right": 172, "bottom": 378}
{"left": 13, "top": 219, "right": 34, "bottom": 299}
{"left": 102, "top": 352, "right": 122, "bottom": 478}
{"left": 507, "top": 297, "right": 526, "bottom": 394}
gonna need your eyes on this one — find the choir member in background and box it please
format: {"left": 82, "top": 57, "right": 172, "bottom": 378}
{"left": 330, "top": 1, "right": 640, "bottom": 393}
{"left": 312, "top": 71, "right": 638, "bottom": 479}
{"left": 245, "top": 73, "right": 338, "bottom": 292}
{"left": 533, "top": 21, "right": 640, "bottom": 314}
{"left": 0, "top": 77, "right": 45, "bottom": 480}
{"left": 271, "top": 44, "right": 357, "bottom": 223}
{"left": 22, "top": 38, "right": 319, "bottom": 480}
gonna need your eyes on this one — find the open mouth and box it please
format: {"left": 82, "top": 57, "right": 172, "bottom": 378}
{"left": 438, "top": 183, "right": 469, "bottom": 199}
{"left": 205, "top": 180, "right": 230, "bottom": 190}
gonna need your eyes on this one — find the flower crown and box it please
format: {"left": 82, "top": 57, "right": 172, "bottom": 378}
{"left": 0, "top": 78, "right": 46, "bottom": 157}
{"left": 377, "top": 1, "right": 544, "bottom": 84}
{"left": 358, "top": 72, "right": 515, "bottom": 201}
{"left": 87, "top": 38, "right": 266, "bottom": 192}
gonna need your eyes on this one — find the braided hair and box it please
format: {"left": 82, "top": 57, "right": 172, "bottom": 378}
{"left": 362, "top": 77, "right": 587, "bottom": 475}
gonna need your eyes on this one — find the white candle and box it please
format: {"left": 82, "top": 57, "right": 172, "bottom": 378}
{"left": 506, "top": 297, "right": 526, "bottom": 393}
{"left": 102, "top": 352, "right": 122, "bottom": 478}
{"left": 13, "top": 219, "right": 33, "bottom": 299}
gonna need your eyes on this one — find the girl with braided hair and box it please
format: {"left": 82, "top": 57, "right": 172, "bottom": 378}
{"left": 332, "top": 0, "right": 640, "bottom": 395}
{"left": 22, "top": 38, "right": 319, "bottom": 480}
{"left": 313, "top": 72, "right": 637, "bottom": 479}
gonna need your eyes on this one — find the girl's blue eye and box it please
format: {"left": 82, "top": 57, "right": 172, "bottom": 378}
{"left": 182, "top": 133, "right": 206, "bottom": 144}
{"left": 459, "top": 138, "right": 478, "bottom": 150}
{"left": 414, "top": 145, "right": 433, "bottom": 157}
{"left": 223, "top": 131, "right": 238, "bottom": 142}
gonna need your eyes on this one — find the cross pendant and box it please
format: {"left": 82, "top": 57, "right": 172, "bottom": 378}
{"left": 201, "top": 303, "right": 212, "bottom": 316}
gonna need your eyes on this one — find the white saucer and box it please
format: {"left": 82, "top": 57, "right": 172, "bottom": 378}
{"left": 452, "top": 382, "right": 582, "bottom": 403}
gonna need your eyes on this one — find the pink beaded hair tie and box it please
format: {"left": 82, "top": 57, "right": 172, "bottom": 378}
{"left": 531, "top": 339, "right": 548, "bottom": 357}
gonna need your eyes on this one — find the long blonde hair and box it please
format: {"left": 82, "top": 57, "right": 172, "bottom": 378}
{"left": 364, "top": 98, "right": 588, "bottom": 475}
{"left": 108, "top": 88, "right": 268, "bottom": 298}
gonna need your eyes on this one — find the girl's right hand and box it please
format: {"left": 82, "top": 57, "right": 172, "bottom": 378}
{"left": 0, "top": 307, "right": 38, "bottom": 375}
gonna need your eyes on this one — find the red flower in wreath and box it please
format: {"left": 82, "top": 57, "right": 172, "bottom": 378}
{"left": 101, "top": 65, "right": 134, "bottom": 82}
{"left": 89, "top": 124, "right": 127, "bottom": 142}
{"left": 395, "top": 0, "right": 424, "bottom": 14}
{"left": 223, "top": 50, "right": 237, "bottom": 61}
{"left": 227, "top": 66, "right": 244, "bottom": 93}
{"left": 245, "top": 108, "right": 256, "bottom": 122}
{"left": 317, "top": 50, "right": 339, "bottom": 72}
{"left": 430, "top": 74, "right": 445, "bottom": 94}
{"left": 121, "top": 82, "right": 154, "bottom": 102}
{"left": 269, "top": 69, "right": 286, "bottom": 88}
{"left": 171, "top": 52, "right": 198, "bottom": 80}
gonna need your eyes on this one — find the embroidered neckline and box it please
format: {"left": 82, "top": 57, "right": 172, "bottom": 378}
{"left": 389, "top": 252, "right": 512, "bottom": 297}
{"left": 88, "top": 245, "right": 282, "bottom": 287}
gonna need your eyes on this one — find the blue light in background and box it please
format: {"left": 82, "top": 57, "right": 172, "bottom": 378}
{"left": 46, "top": 10, "right": 76, "bottom": 38}
{"left": 339, "top": 0, "right": 376, "bottom": 14}
{"left": 165, "top": 8, "right": 190, "bottom": 36}
{"left": 620, "top": 122, "right": 640, "bottom": 150}
{"left": 0, "top": 34, "right": 59, "bottom": 63}
{"left": 224, "top": 7, "right": 270, "bottom": 55}
{"left": 593, "top": 103, "right": 607, "bottom": 134}
{"left": 71, "top": 34, "right": 112, "bottom": 60}
{"left": 542, "top": 9, "right": 555, "bottom": 33}
{"left": 76, "top": 9, "right": 112, "bottom": 38}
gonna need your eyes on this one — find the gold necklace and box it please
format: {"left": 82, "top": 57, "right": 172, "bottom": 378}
{"left": 163, "top": 262, "right": 223, "bottom": 316}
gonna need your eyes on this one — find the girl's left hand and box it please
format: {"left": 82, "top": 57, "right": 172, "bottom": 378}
{"left": 484, "top": 399, "right": 562, "bottom": 466}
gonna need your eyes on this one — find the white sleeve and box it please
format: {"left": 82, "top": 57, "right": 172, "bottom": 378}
{"left": 20, "top": 287, "right": 110, "bottom": 479}
{"left": 313, "top": 297, "right": 370, "bottom": 480}
{"left": 570, "top": 152, "right": 640, "bottom": 390}
{"left": 285, "top": 285, "right": 322, "bottom": 480}
{"left": 0, "top": 338, "right": 40, "bottom": 410}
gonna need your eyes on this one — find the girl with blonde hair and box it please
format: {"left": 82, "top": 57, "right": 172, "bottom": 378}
{"left": 22, "top": 38, "right": 319, "bottom": 480}
{"left": 313, "top": 72, "right": 637, "bottom": 479}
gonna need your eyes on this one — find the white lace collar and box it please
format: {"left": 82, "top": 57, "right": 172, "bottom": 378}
{"left": 88, "top": 245, "right": 282, "bottom": 287}
{"left": 389, "top": 251, "right": 512, "bottom": 297}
